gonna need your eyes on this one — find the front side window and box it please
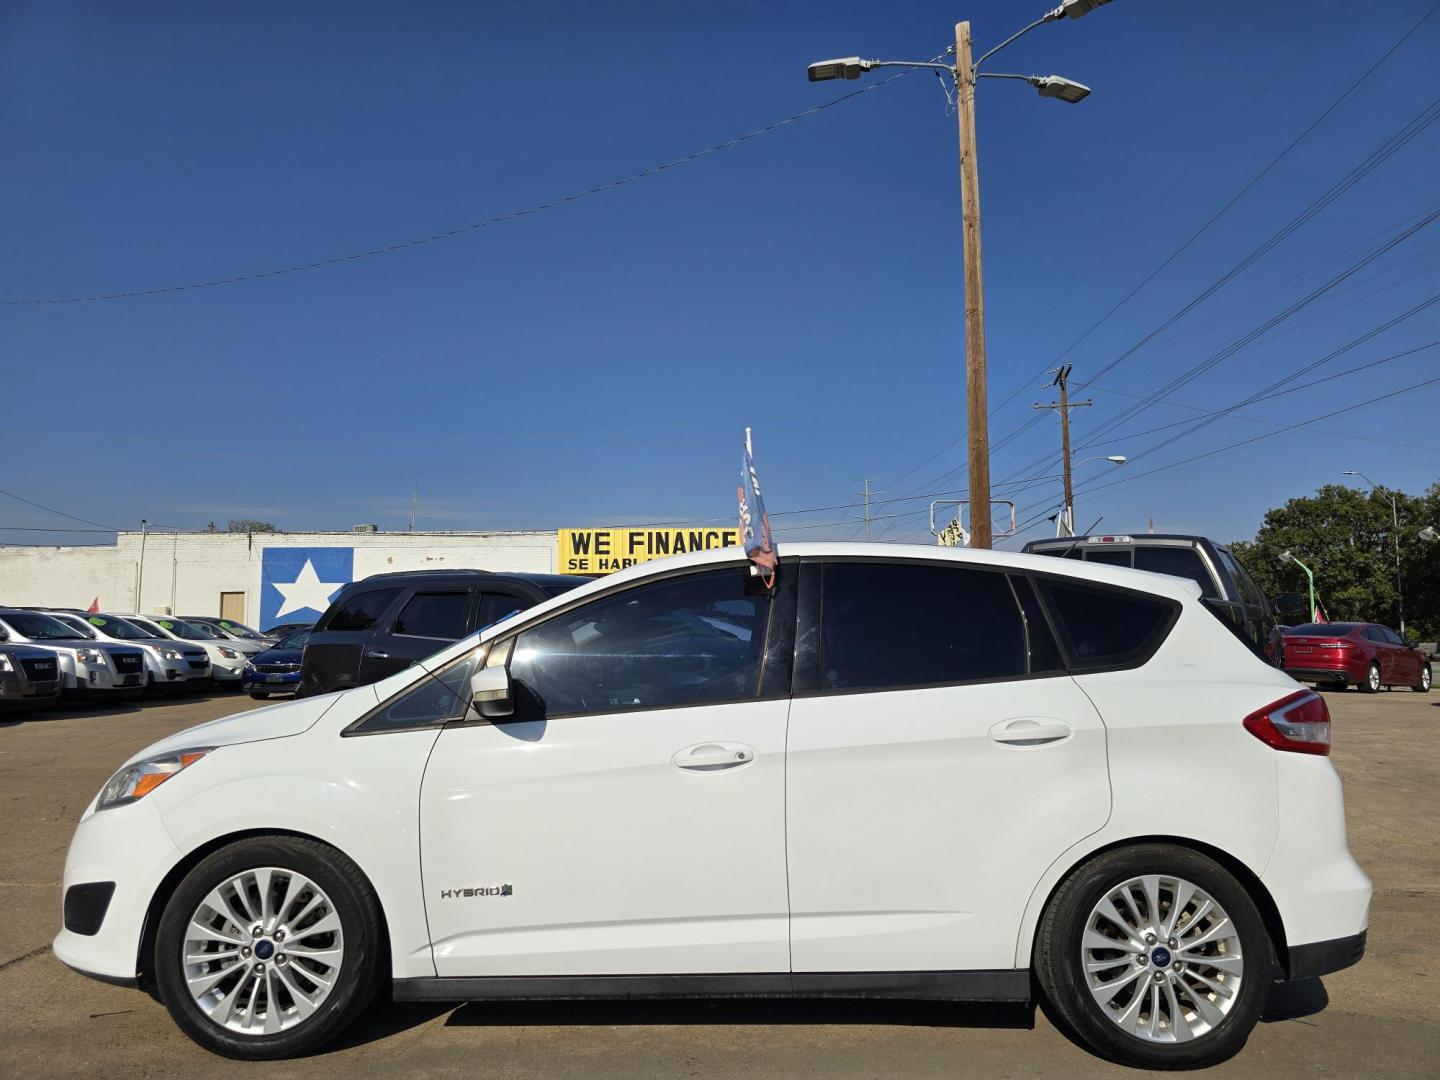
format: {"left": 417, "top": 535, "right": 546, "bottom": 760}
{"left": 1039, "top": 580, "right": 1176, "bottom": 670}
{"left": 324, "top": 588, "right": 402, "bottom": 632}
{"left": 819, "top": 562, "right": 1027, "bottom": 692}
{"left": 508, "top": 567, "right": 771, "bottom": 718}
{"left": 353, "top": 652, "right": 480, "bottom": 734}
{"left": 392, "top": 591, "right": 470, "bottom": 640}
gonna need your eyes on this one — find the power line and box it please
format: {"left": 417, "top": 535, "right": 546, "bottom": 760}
{"left": 1, "top": 72, "right": 924, "bottom": 306}
{"left": 0, "top": 488, "right": 115, "bottom": 531}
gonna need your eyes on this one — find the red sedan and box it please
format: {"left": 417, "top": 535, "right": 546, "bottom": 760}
{"left": 1283, "top": 622, "right": 1432, "bottom": 693}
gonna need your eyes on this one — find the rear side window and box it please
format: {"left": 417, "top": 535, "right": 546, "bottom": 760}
{"left": 1134, "top": 546, "right": 1218, "bottom": 599}
{"left": 1009, "top": 575, "right": 1065, "bottom": 674}
{"left": 393, "top": 591, "right": 470, "bottom": 640}
{"left": 819, "top": 562, "right": 1026, "bottom": 692}
{"left": 1038, "top": 580, "right": 1176, "bottom": 671}
{"left": 324, "top": 588, "right": 402, "bottom": 632}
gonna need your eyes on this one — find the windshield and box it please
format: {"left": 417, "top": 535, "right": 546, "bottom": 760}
{"left": 150, "top": 617, "right": 213, "bottom": 641}
{"left": 276, "top": 628, "right": 312, "bottom": 649}
{"left": 0, "top": 611, "right": 87, "bottom": 640}
{"left": 216, "top": 620, "right": 264, "bottom": 640}
{"left": 86, "top": 615, "right": 160, "bottom": 640}
{"left": 47, "top": 613, "right": 97, "bottom": 638}
{"left": 122, "top": 616, "right": 168, "bottom": 637}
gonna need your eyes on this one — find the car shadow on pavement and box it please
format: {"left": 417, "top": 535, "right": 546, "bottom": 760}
{"left": 1261, "top": 977, "right": 1329, "bottom": 1023}
{"left": 0, "top": 700, "right": 145, "bottom": 728}
{"left": 442, "top": 998, "right": 1036, "bottom": 1030}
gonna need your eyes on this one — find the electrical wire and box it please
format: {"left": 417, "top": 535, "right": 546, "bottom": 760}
{"left": 0, "top": 488, "right": 116, "bottom": 531}
{"left": 0, "top": 72, "right": 923, "bottom": 306}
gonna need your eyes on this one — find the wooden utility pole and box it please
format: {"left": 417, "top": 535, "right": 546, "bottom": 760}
{"left": 1033, "top": 365, "right": 1092, "bottom": 536}
{"left": 955, "top": 21, "right": 993, "bottom": 548}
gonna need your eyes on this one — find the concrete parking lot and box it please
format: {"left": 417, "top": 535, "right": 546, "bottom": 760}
{"left": 1, "top": 687, "right": 1436, "bottom": 1078}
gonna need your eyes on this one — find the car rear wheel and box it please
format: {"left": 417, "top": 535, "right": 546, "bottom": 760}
{"left": 249, "top": 692, "right": 270, "bottom": 700}
{"left": 1415, "top": 665, "right": 1432, "bottom": 693}
{"left": 155, "top": 836, "right": 383, "bottom": 1059}
{"left": 1360, "top": 662, "right": 1381, "bottom": 693}
{"left": 1035, "top": 844, "right": 1270, "bottom": 1070}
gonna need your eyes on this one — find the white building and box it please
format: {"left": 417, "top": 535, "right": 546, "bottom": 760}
{"left": 0, "top": 528, "right": 558, "bottom": 629}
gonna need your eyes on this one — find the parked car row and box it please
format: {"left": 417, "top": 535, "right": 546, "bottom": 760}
{"left": 0, "top": 608, "right": 285, "bottom": 713}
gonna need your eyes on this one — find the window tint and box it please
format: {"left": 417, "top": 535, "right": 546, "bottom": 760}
{"left": 1010, "top": 575, "right": 1065, "bottom": 674}
{"left": 1215, "top": 548, "right": 1262, "bottom": 608}
{"left": 1381, "top": 626, "right": 1406, "bottom": 645}
{"left": 509, "top": 568, "right": 771, "bottom": 717}
{"left": 1039, "top": 580, "right": 1174, "bottom": 670}
{"left": 477, "top": 593, "right": 529, "bottom": 632}
{"left": 1363, "top": 626, "right": 1385, "bottom": 643}
{"left": 1133, "top": 546, "right": 1219, "bottom": 599}
{"left": 325, "top": 588, "right": 402, "bottom": 632}
{"left": 1085, "top": 548, "right": 1133, "bottom": 568}
{"left": 1287, "top": 623, "right": 1358, "bottom": 636}
{"left": 393, "top": 591, "right": 470, "bottom": 640}
{"left": 354, "top": 652, "right": 480, "bottom": 733}
{"left": 819, "top": 563, "right": 1025, "bottom": 692}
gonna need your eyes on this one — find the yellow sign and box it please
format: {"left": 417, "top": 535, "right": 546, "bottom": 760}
{"left": 558, "top": 527, "right": 740, "bottom": 575}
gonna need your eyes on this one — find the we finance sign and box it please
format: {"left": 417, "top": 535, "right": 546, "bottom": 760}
{"left": 558, "top": 527, "right": 739, "bottom": 575}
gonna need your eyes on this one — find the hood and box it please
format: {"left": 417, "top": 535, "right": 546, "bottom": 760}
{"left": 0, "top": 644, "right": 60, "bottom": 662}
{"left": 124, "top": 688, "right": 358, "bottom": 764}
{"left": 198, "top": 637, "right": 264, "bottom": 654}
{"left": 252, "top": 645, "right": 303, "bottom": 664}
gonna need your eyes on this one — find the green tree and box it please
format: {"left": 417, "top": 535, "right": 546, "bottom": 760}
{"left": 226, "top": 519, "right": 276, "bottom": 533}
{"left": 1231, "top": 482, "right": 1439, "bottom": 641}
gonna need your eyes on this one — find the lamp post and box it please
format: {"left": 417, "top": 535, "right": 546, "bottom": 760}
{"left": 1280, "top": 550, "right": 1318, "bottom": 624}
{"left": 808, "top": 0, "right": 1113, "bottom": 548}
{"left": 1343, "top": 470, "right": 1405, "bottom": 636}
{"left": 1421, "top": 525, "right": 1438, "bottom": 542}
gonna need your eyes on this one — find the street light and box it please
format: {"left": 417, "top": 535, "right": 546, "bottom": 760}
{"left": 1279, "top": 549, "right": 1318, "bottom": 624}
{"left": 808, "top": 1, "right": 1115, "bottom": 548}
{"left": 1342, "top": 469, "right": 1405, "bottom": 636}
{"left": 1421, "top": 525, "right": 1438, "bottom": 542}
{"left": 1052, "top": 455, "right": 1125, "bottom": 536}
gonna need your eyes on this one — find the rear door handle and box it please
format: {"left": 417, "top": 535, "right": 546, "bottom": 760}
{"left": 367, "top": 650, "right": 390, "bottom": 659}
{"left": 989, "top": 717, "right": 1073, "bottom": 747}
{"left": 672, "top": 742, "right": 756, "bottom": 772}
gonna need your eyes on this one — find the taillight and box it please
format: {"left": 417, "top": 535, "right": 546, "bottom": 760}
{"left": 1243, "top": 690, "right": 1331, "bottom": 755}
{"left": 1318, "top": 640, "right": 1353, "bottom": 649}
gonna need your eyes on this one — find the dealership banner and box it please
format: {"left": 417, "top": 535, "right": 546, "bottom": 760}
{"left": 558, "top": 528, "right": 739, "bottom": 575}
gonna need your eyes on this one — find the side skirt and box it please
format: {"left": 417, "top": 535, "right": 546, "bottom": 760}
{"left": 393, "top": 969, "right": 1031, "bottom": 1004}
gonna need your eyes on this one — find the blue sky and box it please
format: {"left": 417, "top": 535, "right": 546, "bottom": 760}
{"left": 3, "top": 0, "right": 1438, "bottom": 548}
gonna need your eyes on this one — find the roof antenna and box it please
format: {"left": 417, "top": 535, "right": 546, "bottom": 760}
{"left": 1056, "top": 515, "right": 1103, "bottom": 561}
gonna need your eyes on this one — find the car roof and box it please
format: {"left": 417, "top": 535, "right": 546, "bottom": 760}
{"left": 340, "top": 569, "right": 586, "bottom": 590}
{"left": 1023, "top": 533, "right": 1214, "bottom": 548}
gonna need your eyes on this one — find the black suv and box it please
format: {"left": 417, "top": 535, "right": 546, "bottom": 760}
{"left": 1021, "top": 533, "right": 1284, "bottom": 666}
{"left": 299, "top": 569, "right": 586, "bottom": 696}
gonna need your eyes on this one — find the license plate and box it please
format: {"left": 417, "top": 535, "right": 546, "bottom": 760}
{"left": 122, "top": 675, "right": 140, "bottom": 686}
{"left": 1291, "top": 646, "right": 1314, "bottom": 654}
{"left": 266, "top": 673, "right": 287, "bottom": 683}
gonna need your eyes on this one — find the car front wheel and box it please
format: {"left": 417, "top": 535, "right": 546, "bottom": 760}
{"left": 1415, "top": 665, "right": 1432, "bottom": 693}
{"left": 1035, "top": 843, "right": 1270, "bottom": 1069}
{"left": 154, "top": 836, "right": 383, "bottom": 1059}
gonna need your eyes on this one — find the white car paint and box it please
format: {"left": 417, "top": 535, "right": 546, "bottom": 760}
{"left": 115, "top": 614, "right": 263, "bottom": 683}
{"left": 54, "top": 544, "right": 1370, "bottom": 1040}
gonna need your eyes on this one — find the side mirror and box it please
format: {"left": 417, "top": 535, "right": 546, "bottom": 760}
{"left": 470, "top": 665, "right": 513, "bottom": 719}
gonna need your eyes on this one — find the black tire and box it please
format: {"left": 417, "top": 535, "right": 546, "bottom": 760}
{"left": 249, "top": 692, "right": 270, "bottom": 700}
{"left": 1359, "top": 662, "right": 1381, "bottom": 693}
{"left": 1035, "top": 844, "right": 1271, "bottom": 1070}
{"left": 155, "top": 836, "right": 383, "bottom": 1060}
{"left": 1414, "top": 665, "right": 1432, "bottom": 693}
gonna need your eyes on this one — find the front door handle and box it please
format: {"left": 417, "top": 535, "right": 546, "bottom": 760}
{"left": 367, "top": 650, "right": 390, "bottom": 659}
{"left": 672, "top": 742, "right": 756, "bottom": 772}
{"left": 989, "top": 717, "right": 1072, "bottom": 747}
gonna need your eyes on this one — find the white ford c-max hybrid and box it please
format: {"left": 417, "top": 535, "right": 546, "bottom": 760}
{"left": 54, "top": 545, "right": 1369, "bottom": 1068}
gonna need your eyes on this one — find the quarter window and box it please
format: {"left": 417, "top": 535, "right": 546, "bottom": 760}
{"left": 324, "top": 588, "right": 402, "bottom": 632}
{"left": 508, "top": 567, "right": 771, "bottom": 718}
{"left": 393, "top": 591, "right": 470, "bottom": 640}
{"left": 1039, "top": 580, "right": 1175, "bottom": 670}
{"left": 818, "top": 562, "right": 1027, "bottom": 692}
{"left": 353, "top": 652, "right": 480, "bottom": 734}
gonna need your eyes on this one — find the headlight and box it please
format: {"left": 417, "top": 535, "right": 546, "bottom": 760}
{"left": 76, "top": 648, "right": 105, "bottom": 664}
{"left": 0, "top": 654, "right": 12, "bottom": 672}
{"left": 243, "top": 660, "right": 256, "bottom": 672}
{"left": 97, "top": 747, "right": 215, "bottom": 812}
{"left": 161, "top": 648, "right": 183, "bottom": 660}
{"left": 217, "top": 647, "right": 239, "bottom": 659}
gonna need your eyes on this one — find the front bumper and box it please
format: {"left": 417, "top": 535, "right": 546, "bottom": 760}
{"left": 0, "top": 670, "right": 62, "bottom": 706}
{"left": 53, "top": 796, "right": 182, "bottom": 985}
{"left": 153, "top": 657, "right": 212, "bottom": 686}
{"left": 241, "top": 670, "right": 300, "bottom": 693}
{"left": 69, "top": 664, "right": 143, "bottom": 695}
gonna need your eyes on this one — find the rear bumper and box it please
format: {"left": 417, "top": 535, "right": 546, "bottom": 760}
{"left": 1286, "top": 930, "right": 1366, "bottom": 981}
{"left": 1284, "top": 667, "right": 1357, "bottom": 685}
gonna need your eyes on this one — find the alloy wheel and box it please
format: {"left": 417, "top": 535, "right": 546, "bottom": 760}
{"left": 181, "top": 866, "right": 344, "bottom": 1035}
{"left": 1368, "top": 665, "right": 1381, "bottom": 692}
{"left": 1081, "top": 874, "right": 1244, "bottom": 1043}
